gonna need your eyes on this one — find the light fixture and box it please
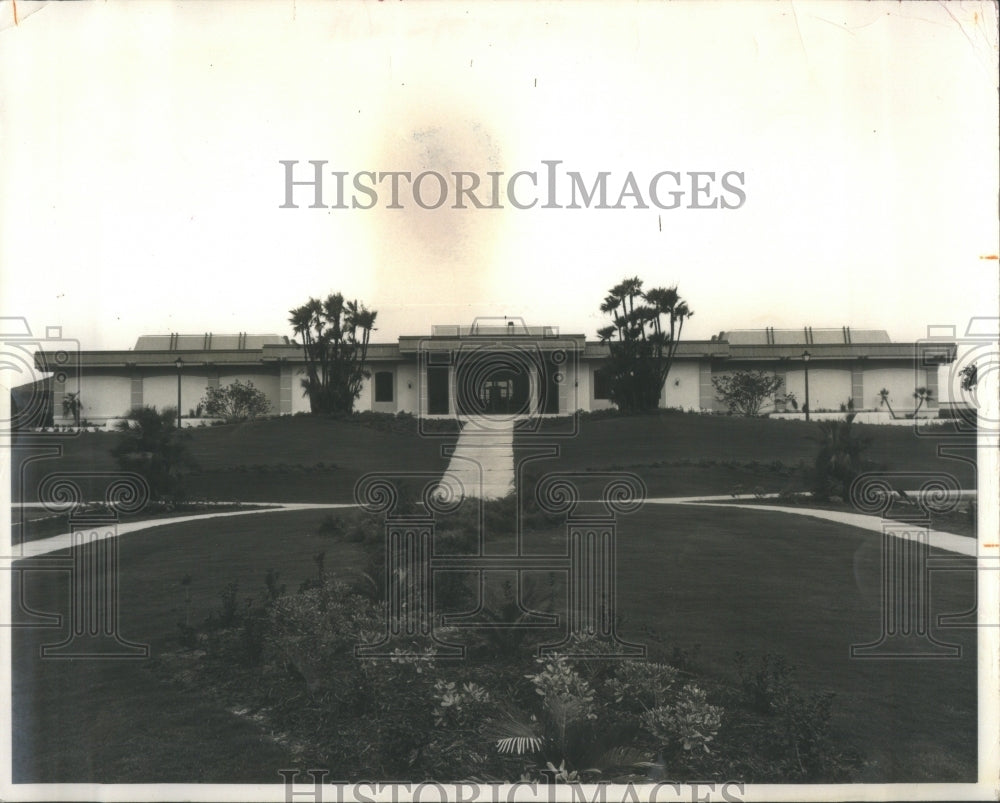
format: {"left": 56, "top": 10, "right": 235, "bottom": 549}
{"left": 802, "top": 351, "right": 811, "bottom": 421}
{"left": 175, "top": 357, "right": 183, "bottom": 429}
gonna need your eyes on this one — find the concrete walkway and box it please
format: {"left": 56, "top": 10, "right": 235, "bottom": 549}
{"left": 646, "top": 495, "right": 978, "bottom": 557}
{"left": 10, "top": 493, "right": 979, "bottom": 559}
{"left": 433, "top": 415, "right": 516, "bottom": 501}
{"left": 12, "top": 503, "right": 355, "bottom": 560}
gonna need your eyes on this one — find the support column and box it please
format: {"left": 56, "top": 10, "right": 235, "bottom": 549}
{"left": 51, "top": 372, "right": 66, "bottom": 423}
{"left": 449, "top": 363, "right": 456, "bottom": 417}
{"left": 279, "top": 362, "right": 294, "bottom": 415}
{"left": 924, "top": 366, "right": 940, "bottom": 409}
{"left": 531, "top": 362, "right": 542, "bottom": 416}
{"left": 558, "top": 357, "right": 570, "bottom": 414}
{"left": 130, "top": 373, "right": 143, "bottom": 410}
{"left": 698, "top": 361, "right": 715, "bottom": 411}
{"left": 851, "top": 363, "right": 865, "bottom": 410}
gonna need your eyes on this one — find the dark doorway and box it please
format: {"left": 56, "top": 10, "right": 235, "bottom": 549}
{"left": 542, "top": 356, "right": 561, "bottom": 414}
{"left": 426, "top": 365, "right": 449, "bottom": 415}
{"left": 456, "top": 357, "right": 533, "bottom": 416}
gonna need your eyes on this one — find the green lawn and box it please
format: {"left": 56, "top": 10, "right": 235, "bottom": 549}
{"left": 12, "top": 505, "right": 976, "bottom": 783}
{"left": 10, "top": 412, "right": 980, "bottom": 782}
{"left": 12, "top": 411, "right": 976, "bottom": 503}
{"left": 12, "top": 415, "right": 454, "bottom": 503}
{"left": 530, "top": 413, "right": 976, "bottom": 497}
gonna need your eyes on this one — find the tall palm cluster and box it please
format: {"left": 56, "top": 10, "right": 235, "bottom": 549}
{"left": 596, "top": 277, "right": 693, "bottom": 412}
{"left": 288, "top": 293, "right": 377, "bottom": 414}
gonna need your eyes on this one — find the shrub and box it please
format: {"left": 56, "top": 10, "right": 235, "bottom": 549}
{"left": 201, "top": 380, "right": 271, "bottom": 423}
{"left": 178, "top": 563, "right": 864, "bottom": 782}
{"left": 641, "top": 683, "right": 723, "bottom": 754}
{"left": 711, "top": 371, "right": 787, "bottom": 417}
{"left": 808, "top": 413, "right": 871, "bottom": 500}
{"left": 732, "top": 651, "right": 853, "bottom": 779}
{"left": 110, "top": 405, "right": 197, "bottom": 500}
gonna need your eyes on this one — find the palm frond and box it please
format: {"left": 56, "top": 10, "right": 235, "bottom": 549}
{"left": 589, "top": 745, "right": 655, "bottom": 771}
{"left": 489, "top": 708, "right": 544, "bottom": 756}
{"left": 496, "top": 735, "right": 545, "bottom": 756}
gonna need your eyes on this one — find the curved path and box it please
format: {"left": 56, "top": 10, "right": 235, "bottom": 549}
{"left": 647, "top": 496, "right": 977, "bottom": 557}
{"left": 13, "top": 494, "right": 976, "bottom": 559}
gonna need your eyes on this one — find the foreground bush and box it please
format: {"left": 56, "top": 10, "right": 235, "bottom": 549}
{"left": 173, "top": 560, "right": 862, "bottom": 782}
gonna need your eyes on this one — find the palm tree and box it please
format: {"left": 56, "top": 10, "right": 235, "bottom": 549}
{"left": 877, "top": 388, "right": 896, "bottom": 419}
{"left": 61, "top": 391, "right": 82, "bottom": 427}
{"left": 912, "top": 386, "right": 933, "bottom": 417}
{"left": 288, "top": 293, "right": 379, "bottom": 414}
{"left": 597, "top": 278, "right": 694, "bottom": 412}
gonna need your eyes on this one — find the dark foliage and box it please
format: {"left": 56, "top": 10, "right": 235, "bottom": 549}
{"left": 596, "top": 277, "right": 694, "bottom": 412}
{"left": 289, "top": 293, "right": 377, "bottom": 414}
{"left": 808, "top": 413, "right": 872, "bottom": 501}
{"left": 110, "top": 405, "right": 197, "bottom": 500}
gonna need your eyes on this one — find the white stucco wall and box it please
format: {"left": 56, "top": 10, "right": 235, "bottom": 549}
{"left": 217, "top": 371, "right": 281, "bottom": 414}
{"left": 662, "top": 362, "right": 701, "bottom": 410}
{"left": 782, "top": 368, "right": 854, "bottom": 413}
{"left": 289, "top": 367, "right": 311, "bottom": 413}
{"left": 561, "top": 359, "right": 583, "bottom": 414}
{"left": 861, "top": 367, "right": 929, "bottom": 412}
{"left": 77, "top": 372, "right": 132, "bottom": 420}
{"left": 142, "top": 369, "right": 281, "bottom": 417}
{"left": 396, "top": 363, "right": 420, "bottom": 414}
{"left": 143, "top": 371, "right": 213, "bottom": 417}
{"left": 356, "top": 370, "right": 373, "bottom": 411}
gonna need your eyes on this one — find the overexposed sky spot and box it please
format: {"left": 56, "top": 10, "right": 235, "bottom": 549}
{"left": 0, "top": 1, "right": 996, "bottom": 349}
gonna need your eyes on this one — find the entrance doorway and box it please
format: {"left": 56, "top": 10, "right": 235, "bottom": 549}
{"left": 455, "top": 358, "right": 532, "bottom": 417}
{"left": 480, "top": 370, "right": 530, "bottom": 414}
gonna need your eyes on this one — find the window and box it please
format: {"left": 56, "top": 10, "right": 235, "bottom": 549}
{"left": 374, "top": 371, "right": 393, "bottom": 402}
{"left": 593, "top": 367, "right": 612, "bottom": 400}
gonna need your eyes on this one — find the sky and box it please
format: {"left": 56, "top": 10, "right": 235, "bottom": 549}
{"left": 0, "top": 1, "right": 997, "bottom": 352}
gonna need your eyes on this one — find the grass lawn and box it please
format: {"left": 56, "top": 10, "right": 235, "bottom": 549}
{"left": 529, "top": 413, "right": 977, "bottom": 498}
{"left": 611, "top": 505, "right": 976, "bottom": 782}
{"left": 12, "top": 510, "right": 362, "bottom": 782}
{"left": 12, "top": 415, "right": 455, "bottom": 503}
{"left": 12, "top": 411, "right": 977, "bottom": 505}
{"left": 12, "top": 504, "right": 977, "bottom": 783}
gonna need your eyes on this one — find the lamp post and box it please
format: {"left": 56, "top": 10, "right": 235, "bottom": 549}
{"left": 174, "top": 357, "right": 183, "bottom": 430}
{"left": 802, "top": 350, "right": 811, "bottom": 422}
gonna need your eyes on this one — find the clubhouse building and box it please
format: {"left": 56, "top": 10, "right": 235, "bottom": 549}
{"left": 33, "top": 321, "right": 955, "bottom": 427}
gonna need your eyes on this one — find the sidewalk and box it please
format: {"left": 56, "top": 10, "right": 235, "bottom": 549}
{"left": 646, "top": 495, "right": 978, "bottom": 557}
{"left": 10, "top": 491, "right": 977, "bottom": 559}
{"left": 433, "top": 415, "right": 515, "bottom": 501}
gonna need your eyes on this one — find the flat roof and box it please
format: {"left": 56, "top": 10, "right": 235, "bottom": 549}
{"left": 36, "top": 326, "right": 955, "bottom": 369}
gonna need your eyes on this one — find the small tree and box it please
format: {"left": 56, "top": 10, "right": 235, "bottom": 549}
{"left": 959, "top": 363, "right": 977, "bottom": 391}
{"left": 877, "top": 388, "right": 896, "bottom": 419}
{"left": 810, "top": 412, "right": 871, "bottom": 501}
{"left": 596, "top": 277, "right": 694, "bottom": 412}
{"left": 62, "top": 391, "right": 82, "bottom": 427}
{"left": 912, "top": 386, "right": 932, "bottom": 417}
{"left": 201, "top": 380, "right": 271, "bottom": 423}
{"left": 289, "top": 293, "right": 377, "bottom": 414}
{"left": 711, "top": 371, "right": 786, "bottom": 417}
{"left": 110, "top": 406, "right": 197, "bottom": 500}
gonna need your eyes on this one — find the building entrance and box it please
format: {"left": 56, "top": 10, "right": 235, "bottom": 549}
{"left": 455, "top": 357, "right": 532, "bottom": 416}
